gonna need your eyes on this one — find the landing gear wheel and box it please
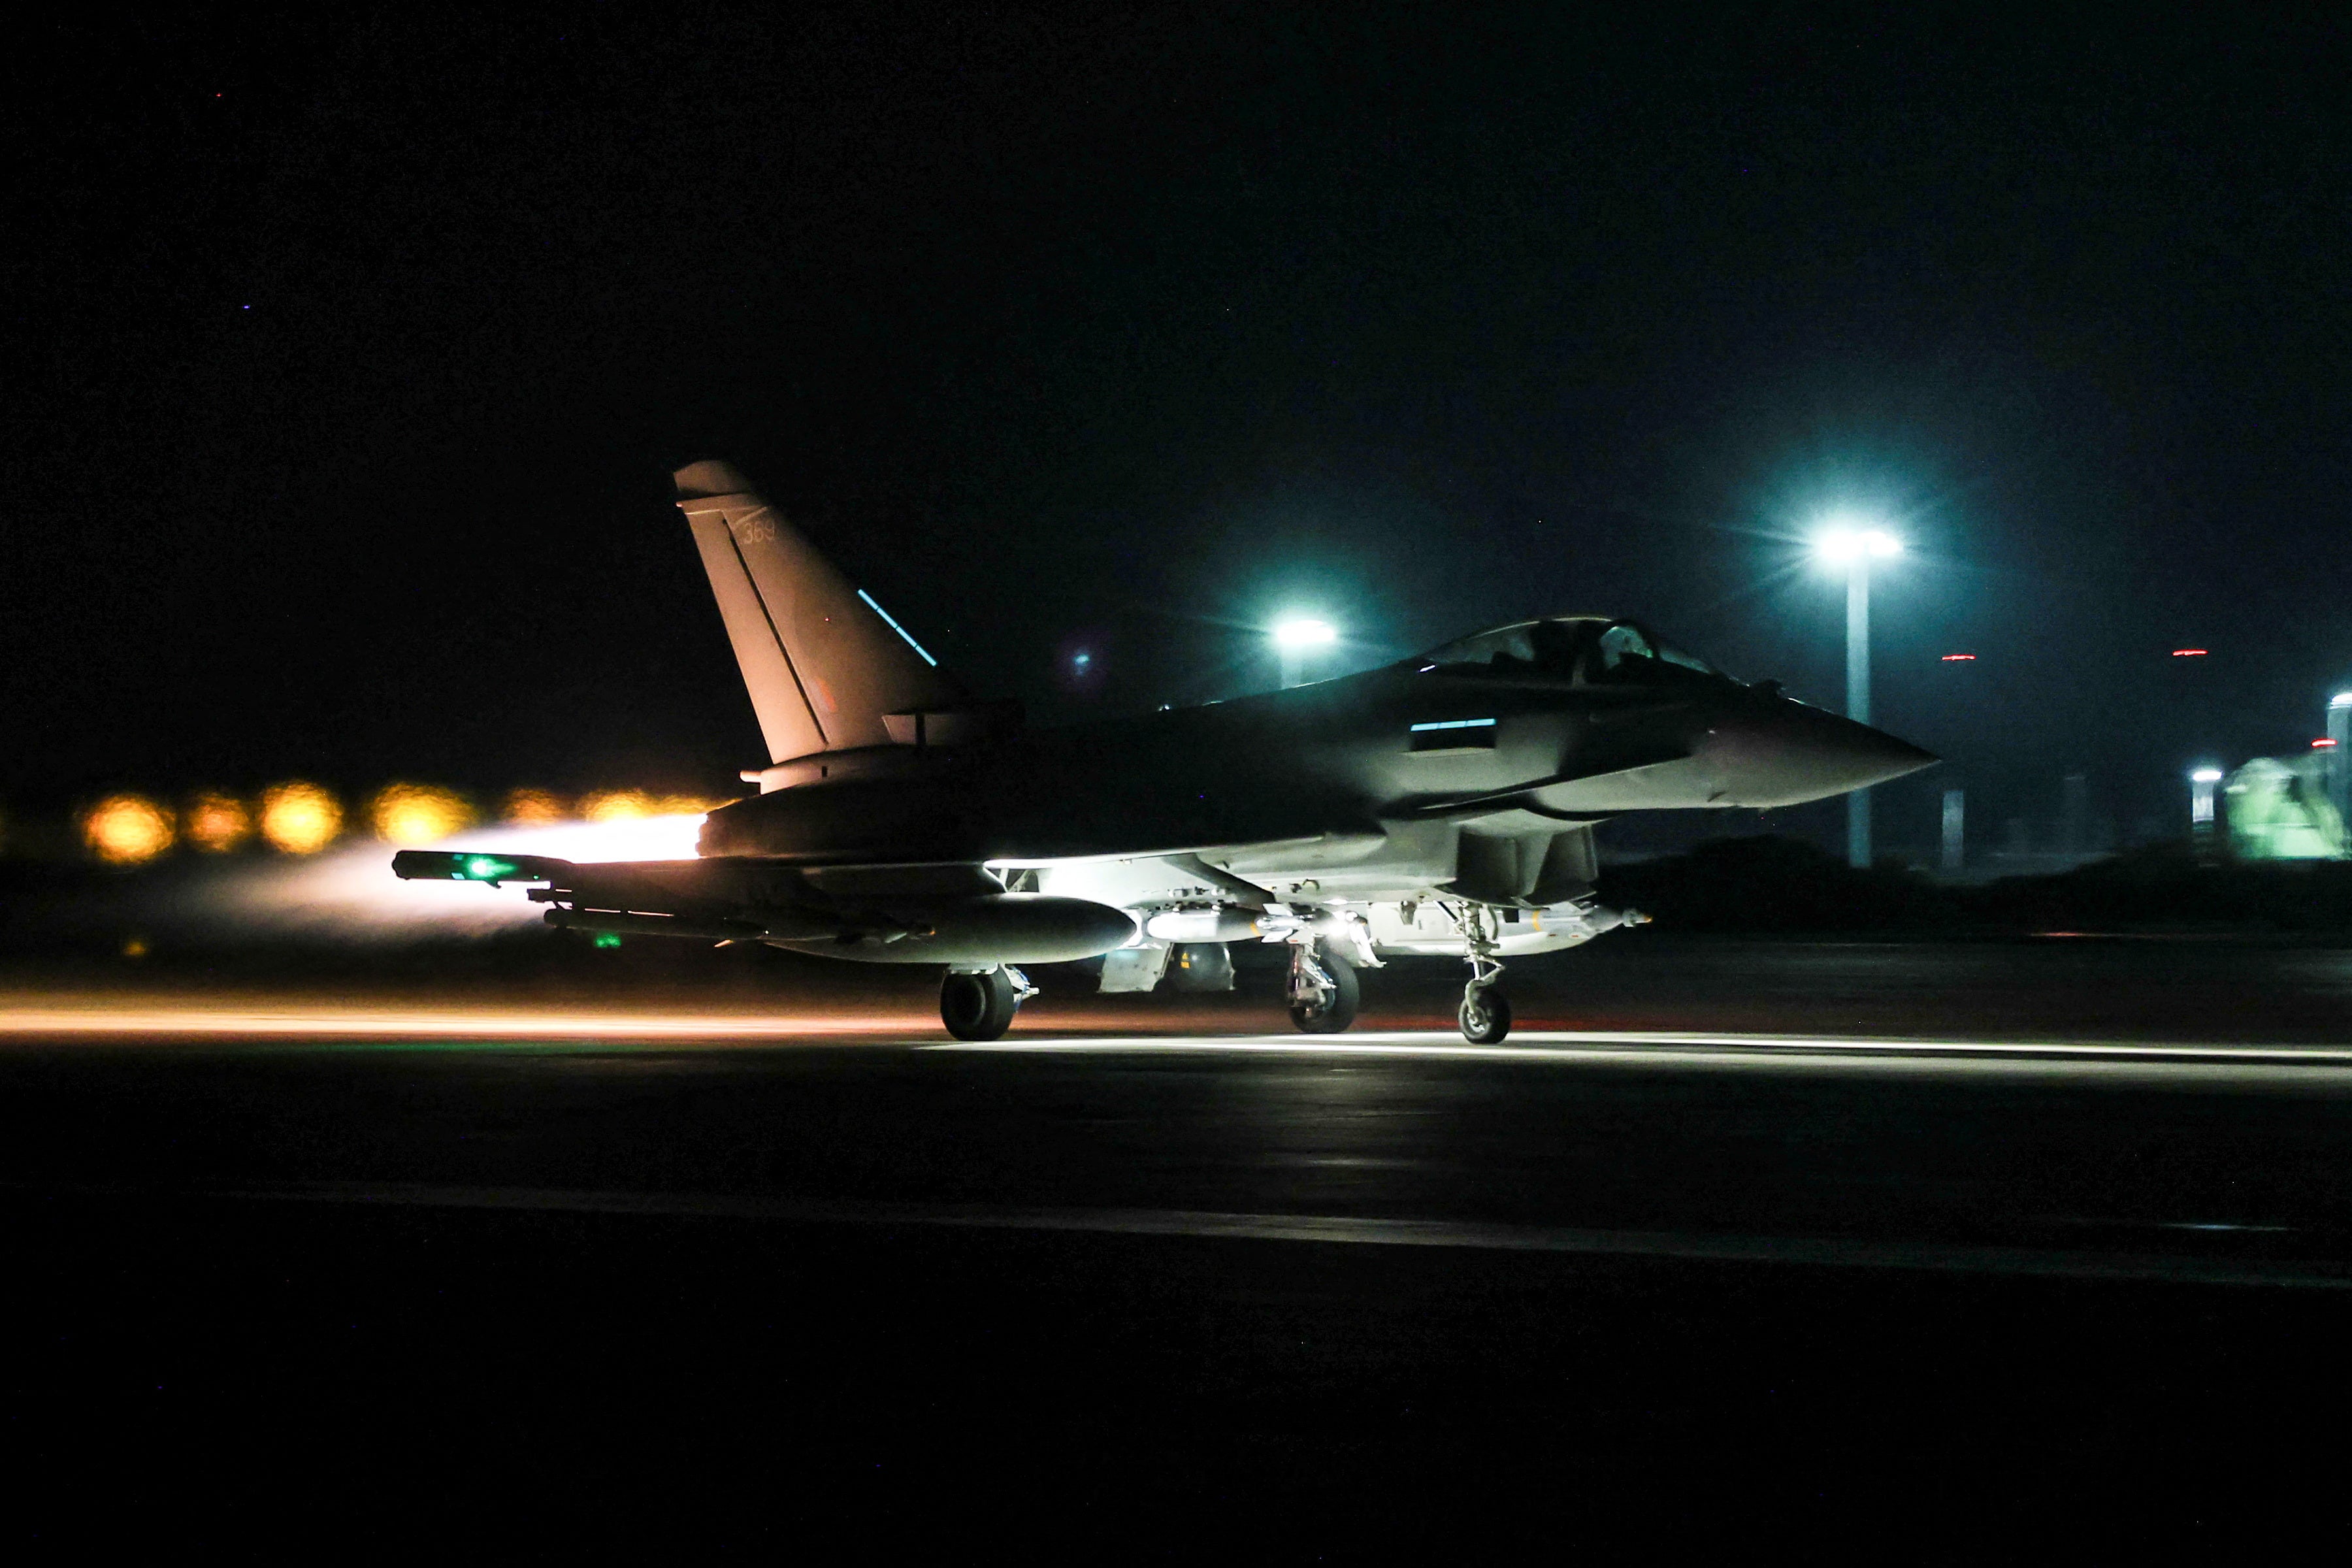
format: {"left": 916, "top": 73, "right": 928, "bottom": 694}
{"left": 941, "top": 968, "right": 1021, "bottom": 1041}
{"left": 1458, "top": 987, "right": 1511, "bottom": 1045}
{"left": 1289, "top": 953, "right": 1360, "bottom": 1034}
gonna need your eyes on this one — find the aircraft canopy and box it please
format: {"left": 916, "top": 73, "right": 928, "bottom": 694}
{"left": 1418, "top": 617, "right": 1723, "bottom": 683}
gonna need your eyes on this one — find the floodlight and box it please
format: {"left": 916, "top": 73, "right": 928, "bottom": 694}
{"left": 2190, "top": 767, "right": 2224, "bottom": 784}
{"left": 1273, "top": 617, "right": 1337, "bottom": 649}
{"left": 1813, "top": 528, "right": 1863, "bottom": 563}
{"left": 1814, "top": 515, "right": 1899, "bottom": 563}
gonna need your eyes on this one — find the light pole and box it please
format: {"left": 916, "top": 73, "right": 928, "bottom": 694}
{"left": 2329, "top": 693, "right": 2351, "bottom": 837}
{"left": 2189, "top": 766, "right": 2223, "bottom": 857}
{"left": 1273, "top": 616, "right": 1336, "bottom": 689}
{"left": 1814, "top": 522, "right": 1903, "bottom": 868}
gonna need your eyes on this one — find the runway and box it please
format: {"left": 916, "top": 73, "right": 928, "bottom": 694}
{"left": 14, "top": 990, "right": 2352, "bottom": 1063}
{"left": 7, "top": 975, "right": 2352, "bottom": 1281}
{"left": 7, "top": 939, "right": 2352, "bottom": 1548}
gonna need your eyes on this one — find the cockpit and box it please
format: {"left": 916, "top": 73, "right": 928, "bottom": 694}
{"left": 1416, "top": 616, "right": 1727, "bottom": 685}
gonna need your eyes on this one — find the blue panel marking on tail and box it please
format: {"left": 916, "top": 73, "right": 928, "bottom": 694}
{"left": 857, "top": 589, "right": 939, "bottom": 666}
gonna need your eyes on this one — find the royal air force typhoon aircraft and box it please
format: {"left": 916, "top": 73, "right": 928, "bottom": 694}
{"left": 397, "top": 461, "right": 1935, "bottom": 1042}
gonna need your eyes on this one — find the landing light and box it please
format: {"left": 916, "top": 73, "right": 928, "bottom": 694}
{"left": 2190, "top": 768, "right": 2225, "bottom": 784}
{"left": 1273, "top": 617, "right": 1337, "bottom": 649}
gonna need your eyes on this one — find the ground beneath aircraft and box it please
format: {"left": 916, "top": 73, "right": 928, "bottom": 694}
{"left": 8, "top": 938, "right": 2352, "bottom": 1550}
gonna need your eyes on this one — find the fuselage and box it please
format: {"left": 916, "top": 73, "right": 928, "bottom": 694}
{"left": 698, "top": 636, "right": 1933, "bottom": 912}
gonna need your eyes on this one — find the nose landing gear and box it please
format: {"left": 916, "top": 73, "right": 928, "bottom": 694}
{"left": 940, "top": 964, "right": 1036, "bottom": 1041}
{"left": 1447, "top": 902, "right": 1513, "bottom": 1045}
{"left": 1458, "top": 964, "right": 1511, "bottom": 1044}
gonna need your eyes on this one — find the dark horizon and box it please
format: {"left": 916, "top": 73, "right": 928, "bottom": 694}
{"left": 9, "top": 9, "right": 2349, "bottom": 860}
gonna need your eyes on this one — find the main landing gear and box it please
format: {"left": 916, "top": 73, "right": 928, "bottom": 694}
{"left": 940, "top": 964, "right": 1036, "bottom": 1041}
{"left": 1287, "top": 943, "right": 1360, "bottom": 1034}
{"left": 1448, "top": 902, "right": 1512, "bottom": 1045}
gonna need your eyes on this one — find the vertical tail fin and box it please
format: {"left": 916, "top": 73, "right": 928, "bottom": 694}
{"left": 673, "top": 460, "right": 969, "bottom": 762}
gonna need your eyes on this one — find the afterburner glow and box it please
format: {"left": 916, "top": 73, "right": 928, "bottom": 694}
{"left": 449, "top": 811, "right": 708, "bottom": 864}
{"left": 204, "top": 810, "right": 713, "bottom": 939}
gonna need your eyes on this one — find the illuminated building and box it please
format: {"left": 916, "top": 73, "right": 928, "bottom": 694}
{"left": 2224, "top": 757, "right": 2345, "bottom": 860}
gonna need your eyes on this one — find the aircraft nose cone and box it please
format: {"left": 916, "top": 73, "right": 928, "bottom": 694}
{"left": 1697, "top": 695, "right": 1938, "bottom": 808}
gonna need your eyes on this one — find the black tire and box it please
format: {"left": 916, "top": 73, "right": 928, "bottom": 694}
{"left": 1289, "top": 953, "right": 1360, "bottom": 1034}
{"left": 1458, "top": 987, "right": 1511, "bottom": 1045}
{"left": 941, "top": 968, "right": 1020, "bottom": 1041}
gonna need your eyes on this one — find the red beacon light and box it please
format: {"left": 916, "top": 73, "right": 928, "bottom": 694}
{"left": 2315, "top": 739, "right": 2339, "bottom": 750}
{"left": 1939, "top": 653, "right": 1976, "bottom": 662}
{"left": 2172, "top": 648, "right": 2208, "bottom": 657}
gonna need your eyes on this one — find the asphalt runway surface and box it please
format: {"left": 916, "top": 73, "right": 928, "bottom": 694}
{"left": 9, "top": 936, "right": 2352, "bottom": 1551}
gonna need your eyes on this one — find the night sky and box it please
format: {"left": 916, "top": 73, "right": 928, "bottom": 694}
{"left": 9, "top": 8, "right": 2349, "bottom": 856}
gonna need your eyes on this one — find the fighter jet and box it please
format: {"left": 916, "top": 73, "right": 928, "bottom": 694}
{"left": 397, "top": 460, "right": 1935, "bottom": 1042}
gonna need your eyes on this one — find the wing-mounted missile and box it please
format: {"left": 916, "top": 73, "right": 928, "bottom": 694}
{"left": 391, "top": 850, "right": 573, "bottom": 887}
{"left": 394, "top": 845, "right": 1135, "bottom": 965}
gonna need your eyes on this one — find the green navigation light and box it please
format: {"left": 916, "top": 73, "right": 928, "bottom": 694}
{"left": 593, "top": 932, "right": 623, "bottom": 949}
{"left": 463, "top": 856, "right": 519, "bottom": 881}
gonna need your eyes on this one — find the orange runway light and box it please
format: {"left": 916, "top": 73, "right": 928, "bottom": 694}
{"left": 83, "top": 794, "right": 174, "bottom": 865}
{"left": 581, "top": 789, "right": 655, "bottom": 822}
{"left": 370, "top": 783, "right": 478, "bottom": 845}
{"left": 259, "top": 781, "right": 344, "bottom": 855}
{"left": 184, "top": 792, "right": 253, "bottom": 853}
{"left": 501, "top": 788, "right": 568, "bottom": 825}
